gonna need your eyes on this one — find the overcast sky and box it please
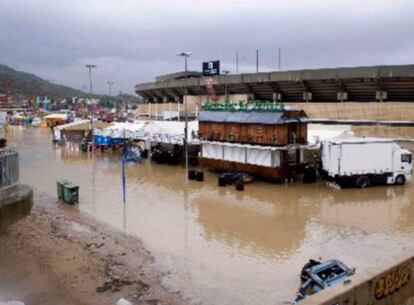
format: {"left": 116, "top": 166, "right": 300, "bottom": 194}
{"left": 1, "top": 0, "right": 413, "bottom": 94}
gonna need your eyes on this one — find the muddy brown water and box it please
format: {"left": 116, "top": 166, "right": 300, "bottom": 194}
{"left": 5, "top": 127, "right": 414, "bottom": 305}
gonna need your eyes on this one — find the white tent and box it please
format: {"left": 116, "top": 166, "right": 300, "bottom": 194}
{"left": 100, "top": 121, "right": 148, "bottom": 139}
{"left": 95, "top": 120, "right": 198, "bottom": 145}
{"left": 136, "top": 121, "right": 198, "bottom": 145}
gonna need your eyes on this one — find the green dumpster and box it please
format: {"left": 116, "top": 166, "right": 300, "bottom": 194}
{"left": 63, "top": 183, "right": 79, "bottom": 204}
{"left": 57, "top": 180, "right": 70, "bottom": 200}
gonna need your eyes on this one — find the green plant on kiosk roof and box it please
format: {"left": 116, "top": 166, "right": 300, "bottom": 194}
{"left": 203, "top": 100, "right": 285, "bottom": 112}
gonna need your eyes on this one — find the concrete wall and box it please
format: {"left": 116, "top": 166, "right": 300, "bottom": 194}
{"left": 136, "top": 94, "right": 249, "bottom": 117}
{"left": 137, "top": 101, "right": 199, "bottom": 117}
{"left": 139, "top": 101, "right": 414, "bottom": 121}
{"left": 291, "top": 102, "right": 414, "bottom": 139}
{"left": 352, "top": 126, "right": 414, "bottom": 139}
{"left": 301, "top": 252, "right": 414, "bottom": 305}
{"left": 295, "top": 102, "right": 414, "bottom": 121}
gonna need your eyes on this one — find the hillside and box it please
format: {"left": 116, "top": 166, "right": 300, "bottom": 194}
{"left": 0, "top": 64, "right": 93, "bottom": 99}
{"left": 0, "top": 64, "right": 143, "bottom": 106}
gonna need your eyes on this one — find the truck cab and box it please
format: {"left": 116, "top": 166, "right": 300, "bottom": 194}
{"left": 389, "top": 147, "right": 412, "bottom": 185}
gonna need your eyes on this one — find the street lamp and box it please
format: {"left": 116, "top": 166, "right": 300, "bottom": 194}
{"left": 222, "top": 70, "right": 230, "bottom": 102}
{"left": 176, "top": 51, "right": 192, "bottom": 178}
{"left": 85, "top": 64, "right": 97, "bottom": 94}
{"left": 107, "top": 81, "right": 114, "bottom": 96}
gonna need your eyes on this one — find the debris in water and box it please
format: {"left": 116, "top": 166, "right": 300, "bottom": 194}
{"left": 296, "top": 259, "right": 355, "bottom": 301}
{"left": 117, "top": 298, "right": 132, "bottom": 305}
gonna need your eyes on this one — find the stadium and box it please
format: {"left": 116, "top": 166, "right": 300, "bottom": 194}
{"left": 135, "top": 64, "right": 414, "bottom": 103}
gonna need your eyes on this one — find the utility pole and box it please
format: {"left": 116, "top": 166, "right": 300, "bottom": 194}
{"left": 85, "top": 64, "right": 97, "bottom": 94}
{"left": 256, "top": 49, "right": 259, "bottom": 73}
{"left": 222, "top": 70, "right": 230, "bottom": 101}
{"left": 85, "top": 64, "right": 97, "bottom": 152}
{"left": 107, "top": 81, "right": 114, "bottom": 96}
{"left": 176, "top": 51, "right": 192, "bottom": 178}
{"left": 236, "top": 52, "right": 239, "bottom": 74}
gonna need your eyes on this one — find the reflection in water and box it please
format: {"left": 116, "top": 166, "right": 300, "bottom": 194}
{"left": 5, "top": 127, "right": 414, "bottom": 305}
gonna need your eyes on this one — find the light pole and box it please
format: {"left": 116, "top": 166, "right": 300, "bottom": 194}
{"left": 107, "top": 81, "right": 114, "bottom": 96}
{"left": 85, "top": 64, "right": 97, "bottom": 151}
{"left": 278, "top": 47, "right": 281, "bottom": 71}
{"left": 222, "top": 70, "right": 230, "bottom": 102}
{"left": 85, "top": 64, "right": 97, "bottom": 94}
{"left": 177, "top": 51, "right": 192, "bottom": 178}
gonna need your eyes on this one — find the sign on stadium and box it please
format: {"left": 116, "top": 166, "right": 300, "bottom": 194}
{"left": 202, "top": 61, "right": 220, "bottom": 76}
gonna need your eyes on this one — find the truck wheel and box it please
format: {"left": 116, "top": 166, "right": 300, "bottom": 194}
{"left": 395, "top": 175, "right": 405, "bottom": 186}
{"left": 356, "top": 176, "right": 370, "bottom": 188}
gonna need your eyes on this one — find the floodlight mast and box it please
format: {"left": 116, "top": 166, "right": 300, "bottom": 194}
{"left": 85, "top": 64, "right": 97, "bottom": 94}
{"left": 107, "top": 81, "right": 114, "bottom": 96}
{"left": 177, "top": 52, "right": 192, "bottom": 72}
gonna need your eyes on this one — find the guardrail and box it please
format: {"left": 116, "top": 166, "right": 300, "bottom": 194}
{"left": 0, "top": 145, "right": 19, "bottom": 189}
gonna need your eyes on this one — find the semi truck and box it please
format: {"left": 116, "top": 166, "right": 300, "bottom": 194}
{"left": 320, "top": 136, "right": 412, "bottom": 188}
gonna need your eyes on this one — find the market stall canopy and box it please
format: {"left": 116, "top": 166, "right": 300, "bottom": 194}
{"left": 94, "top": 120, "right": 198, "bottom": 145}
{"left": 44, "top": 113, "right": 68, "bottom": 120}
{"left": 137, "top": 121, "right": 198, "bottom": 144}
{"left": 97, "top": 121, "right": 148, "bottom": 139}
{"left": 55, "top": 120, "right": 110, "bottom": 131}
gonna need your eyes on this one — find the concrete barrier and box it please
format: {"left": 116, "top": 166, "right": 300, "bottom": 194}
{"left": 0, "top": 184, "right": 33, "bottom": 230}
{"left": 301, "top": 253, "right": 414, "bottom": 305}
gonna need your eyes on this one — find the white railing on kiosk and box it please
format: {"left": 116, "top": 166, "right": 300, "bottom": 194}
{"left": 0, "top": 146, "right": 19, "bottom": 190}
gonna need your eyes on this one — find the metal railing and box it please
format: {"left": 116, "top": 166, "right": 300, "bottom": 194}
{"left": 0, "top": 145, "right": 19, "bottom": 189}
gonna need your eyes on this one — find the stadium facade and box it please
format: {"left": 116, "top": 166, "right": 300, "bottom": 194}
{"left": 135, "top": 65, "right": 414, "bottom": 103}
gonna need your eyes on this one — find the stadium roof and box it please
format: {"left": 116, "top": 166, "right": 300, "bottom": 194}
{"left": 136, "top": 64, "right": 414, "bottom": 103}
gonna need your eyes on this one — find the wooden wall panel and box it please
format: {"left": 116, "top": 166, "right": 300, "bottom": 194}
{"left": 225, "top": 123, "right": 242, "bottom": 142}
{"left": 199, "top": 121, "right": 304, "bottom": 146}
{"left": 298, "top": 123, "right": 308, "bottom": 143}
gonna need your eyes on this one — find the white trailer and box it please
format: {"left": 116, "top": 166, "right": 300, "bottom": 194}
{"left": 321, "top": 137, "right": 412, "bottom": 188}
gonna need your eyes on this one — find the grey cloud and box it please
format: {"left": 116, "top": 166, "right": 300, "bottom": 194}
{"left": 1, "top": 0, "right": 414, "bottom": 94}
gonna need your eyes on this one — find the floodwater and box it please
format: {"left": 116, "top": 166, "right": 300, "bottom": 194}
{"left": 5, "top": 127, "right": 414, "bottom": 305}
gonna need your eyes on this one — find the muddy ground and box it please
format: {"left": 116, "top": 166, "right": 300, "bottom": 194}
{"left": 0, "top": 191, "right": 187, "bottom": 305}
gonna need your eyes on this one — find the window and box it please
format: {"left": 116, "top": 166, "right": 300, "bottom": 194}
{"left": 401, "top": 154, "right": 412, "bottom": 164}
